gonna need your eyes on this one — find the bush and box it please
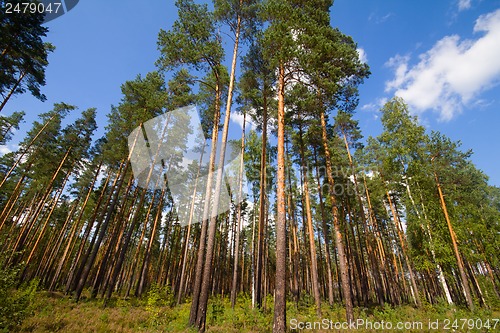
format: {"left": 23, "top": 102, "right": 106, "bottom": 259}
{"left": 0, "top": 265, "right": 38, "bottom": 332}
{"left": 145, "top": 284, "right": 176, "bottom": 328}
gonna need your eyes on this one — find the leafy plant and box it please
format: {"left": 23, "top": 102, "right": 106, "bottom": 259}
{"left": 145, "top": 284, "right": 175, "bottom": 328}
{"left": 0, "top": 264, "right": 38, "bottom": 332}
{"left": 209, "top": 297, "right": 224, "bottom": 325}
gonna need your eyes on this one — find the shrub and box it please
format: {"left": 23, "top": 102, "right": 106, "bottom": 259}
{"left": 0, "top": 265, "right": 38, "bottom": 332}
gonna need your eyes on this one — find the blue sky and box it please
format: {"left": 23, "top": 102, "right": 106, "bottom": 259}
{"left": 2, "top": 0, "right": 500, "bottom": 185}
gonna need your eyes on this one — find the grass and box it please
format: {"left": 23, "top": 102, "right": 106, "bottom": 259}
{"left": 11, "top": 291, "right": 500, "bottom": 333}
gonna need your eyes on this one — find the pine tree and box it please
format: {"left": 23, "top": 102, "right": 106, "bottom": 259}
{"left": 157, "top": 1, "right": 226, "bottom": 326}
{"left": 0, "top": 0, "right": 54, "bottom": 112}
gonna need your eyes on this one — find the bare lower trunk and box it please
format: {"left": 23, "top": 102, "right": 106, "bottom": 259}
{"left": 273, "top": 62, "right": 286, "bottom": 333}
{"left": 434, "top": 169, "right": 474, "bottom": 311}
{"left": 195, "top": 12, "right": 242, "bottom": 332}
{"left": 177, "top": 140, "right": 206, "bottom": 304}
{"left": 385, "top": 189, "right": 421, "bottom": 308}
{"left": 298, "top": 125, "right": 321, "bottom": 315}
{"left": 230, "top": 113, "right": 246, "bottom": 308}
{"left": 189, "top": 80, "right": 221, "bottom": 326}
{"left": 256, "top": 96, "right": 268, "bottom": 309}
{"left": 319, "top": 109, "right": 353, "bottom": 323}
{"left": 409, "top": 181, "right": 453, "bottom": 305}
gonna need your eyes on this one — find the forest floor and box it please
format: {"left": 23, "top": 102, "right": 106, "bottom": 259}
{"left": 12, "top": 290, "right": 500, "bottom": 333}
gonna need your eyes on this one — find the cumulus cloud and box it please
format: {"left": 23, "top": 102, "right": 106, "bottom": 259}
{"left": 385, "top": 9, "right": 500, "bottom": 121}
{"left": 0, "top": 143, "right": 19, "bottom": 156}
{"left": 0, "top": 146, "right": 12, "bottom": 155}
{"left": 231, "top": 111, "right": 257, "bottom": 132}
{"left": 357, "top": 48, "right": 368, "bottom": 64}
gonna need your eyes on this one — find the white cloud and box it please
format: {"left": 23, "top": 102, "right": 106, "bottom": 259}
{"left": 357, "top": 48, "right": 368, "bottom": 64}
{"left": 0, "top": 146, "right": 12, "bottom": 155}
{"left": 361, "top": 97, "right": 388, "bottom": 112}
{"left": 231, "top": 111, "right": 257, "bottom": 132}
{"left": 458, "top": 0, "right": 472, "bottom": 11}
{"left": 0, "top": 144, "right": 18, "bottom": 156}
{"left": 385, "top": 9, "right": 500, "bottom": 121}
{"left": 361, "top": 97, "right": 388, "bottom": 120}
{"left": 385, "top": 55, "right": 410, "bottom": 91}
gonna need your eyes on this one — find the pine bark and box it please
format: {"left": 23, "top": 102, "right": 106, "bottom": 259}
{"left": 434, "top": 169, "right": 474, "bottom": 311}
{"left": 298, "top": 125, "right": 321, "bottom": 315}
{"left": 272, "top": 62, "right": 286, "bottom": 333}
{"left": 230, "top": 113, "right": 246, "bottom": 308}
{"left": 195, "top": 11, "right": 242, "bottom": 331}
{"left": 319, "top": 109, "right": 354, "bottom": 323}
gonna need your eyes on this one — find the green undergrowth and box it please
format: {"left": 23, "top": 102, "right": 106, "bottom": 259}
{"left": 287, "top": 297, "right": 500, "bottom": 332}
{"left": 9, "top": 289, "right": 500, "bottom": 333}
{"left": 0, "top": 265, "right": 38, "bottom": 333}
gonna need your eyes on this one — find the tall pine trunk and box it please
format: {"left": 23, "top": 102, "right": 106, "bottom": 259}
{"left": 189, "top": 78, "right": 221, "bottom": 326}
{"left": 298, "top": 124, "right": 321, "bottom": 315}
{"left": 273, "top": 62, "right": 286, "bottom": 333}
{"left": 230, "top": 112, "right": 246, "bottom": 308}
{"left": 433, "top": 169, "right": 474, "bottom": 311}
{"left": 385, "top": 189, "right": 421, "bottom": 307}
{"left": 319, "top": 109, "right": 354, "bottom": 323}
{"left": 177, "top": 140, "right": 206, "bottom": 304}
{"left": 195, "top": 11, "right": 242, "bottom": 332}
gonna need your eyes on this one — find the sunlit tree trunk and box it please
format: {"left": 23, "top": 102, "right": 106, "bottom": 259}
{"left": 385, "top": 188, "right": 421, "bottom": 307}
{"left": 196, "top": 10, "right": 242, "bottom": 331}
{"left": 231, "top": 112, "right": 246, "bottom": 308}
{"left": 313, "top": 151, "right": 334, "bottom": 306}
{"left": 298, "top": 124, "right": 321, "bottom": 315}
{"left": 433, "top": 168, "right": 474, "bottom": 311}
{"left": 177, "top": 139, "right": 206, "bottom": 305}
{"left": 319, "top": 109, "right": 353, "bottom": 322}
{"left": 64, "top": 166, "right": 114, "bottom": 294}
{"left": 256, "top": 96, "right": 268, "bottom": 310}
{"left": 189, "top": 78, "right": 221, "bottom": 326}
{"left": 407, "top": 180, "right": 453, "bottom": 305}
{"left": 273, "top": 62, "right": 286, "bottom": 333}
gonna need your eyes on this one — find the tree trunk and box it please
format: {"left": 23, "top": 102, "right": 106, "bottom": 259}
{"left": 136, "top": 189, "right": 165, "bottom": 297}
{"left": 298, "top": 124, "right": 321, "bottom": 315}
{"left": 385, "top": 189, "right": 421, "bottom": 307}
{"left": 177, "top": 139, "right": 206, "bottom": 304}
{"left": 285, "top": 141, "right": 300, "bottom": 306}
{"left": 231, "top": 112, "right": 246, "bottom": 308}
{"left": 23, "top": 148, "right": 73, "bottom": 269}
{"left": 195, "top": 11, "right": 242, "bottom": 332}
{"left": 256, "top": 91, "right": 268, "bottom": 310}
{"left": 410, "top": 180, "right": 453, "bottom": 305}
{"left": 74, "top": 158, "right": 130, "bottom": 301}
{"left": 434, "top": 169, "right": 474, "bottom": 311}
{"left": 313, "top": 150, "right": 334, "bottom": 306}
{"left": 1, "top": 111, "right": 60, "bottom": 189}
{"left": 0, "top": 71, "right": 26, "bottom": 113}
{"left": 189, "top": 73, "right": 222, "bottom": 326}
{"left": 272, "top": 62, "right": 286, "bottom": 333}
{"left": 319, "top": 109, "right": 353, "bottom": 323}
